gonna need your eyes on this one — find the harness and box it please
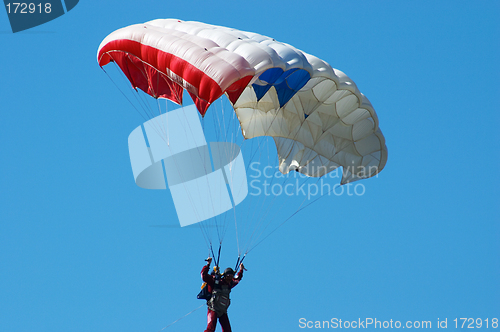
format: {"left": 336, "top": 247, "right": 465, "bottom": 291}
{"left": 207, "top": 275, "right": 231, "bottom": 317}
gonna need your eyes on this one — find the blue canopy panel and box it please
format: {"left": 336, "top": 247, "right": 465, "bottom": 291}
{"left": 252, "top": 68, "right": 283, "bottom": 100}
{"left": 252, "top": 68, "right": 311, "bottom": 107}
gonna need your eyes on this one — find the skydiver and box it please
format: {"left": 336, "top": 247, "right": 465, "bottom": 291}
{"left": 201, "top": 257, "right": 245, "bottom": 332}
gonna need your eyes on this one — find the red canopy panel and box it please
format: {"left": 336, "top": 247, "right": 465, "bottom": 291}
{"left": 98, "top": 39, "right": 253, "bottom": 115}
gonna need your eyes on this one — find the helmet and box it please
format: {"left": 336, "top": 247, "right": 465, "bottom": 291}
{"left": 223, "top": 267, "right": 235, "bottom": 276}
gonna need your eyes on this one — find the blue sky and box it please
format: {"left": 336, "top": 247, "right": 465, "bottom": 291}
{"left": 1, "top": 1, "right": 499, "bottom": 331}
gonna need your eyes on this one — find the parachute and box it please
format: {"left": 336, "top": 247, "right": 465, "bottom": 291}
{"left": 98, "top": 19, "right": 387, "bottom": 184}
{"left": 97, "top": 19, "right": 388, "bottom": 261}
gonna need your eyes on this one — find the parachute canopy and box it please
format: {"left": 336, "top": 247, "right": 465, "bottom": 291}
{"left": 98, "top": 19, "right": 387, "bottom": 184}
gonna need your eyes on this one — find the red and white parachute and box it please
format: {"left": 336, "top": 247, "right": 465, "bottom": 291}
{"left": 98, "top": 19, "right": 387, "bottom": 185}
